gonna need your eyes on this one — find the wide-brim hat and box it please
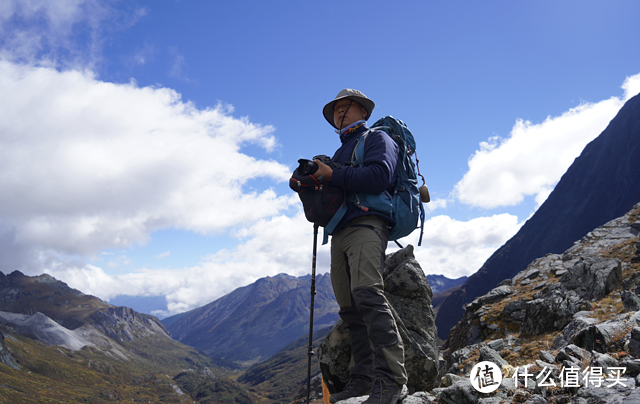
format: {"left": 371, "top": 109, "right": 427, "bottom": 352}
{"left": 323, "top": 88, "right": 375, "bottom": 129}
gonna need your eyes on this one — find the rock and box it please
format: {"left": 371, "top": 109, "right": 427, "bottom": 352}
{"left": 402, "top": 391, "right": 438, "bottom": 404}
{"left": 503, "top": 299, "right": 527, "bottom": 324}
{"left": 570, "top": 387, "right": 625, "bottom": 404}
{"left": 318, "top": 245, "right": 440, "bottom": 394}
{"left": 621, "top": 290, "right": 640, "bottom": 312}
{"left": 520, "top": 258, "right": 621, "bottom": 336}
{"left": 483, "top": 286, "right": 514, "bottom": 305}
{"left": 292, "top": 373, "right": 323, "bottom": 403}
{"left": 523, "top": 395, "right": 547, "bottom": 404}
{"left": 479, "top": 346, "right": 508, "bottom": 367}
{"left": 559, "top": 258, "right": 622, "bottom": 301}
{"left": 535, "top": 360, "right": 559, "bottom": 378}
{"left": 539, "top": 350, "right": 556, "bottom": 364}
{"left": 556, "top": 344, "right": 592, "bottom": 365}
{"left": 439, "top": 373, "right": 466, "bottom": 388}
{"left": 433, "top": 375, "right": 479, "bottom": 404}
{"left": 477, "top": 398, "right": 502, "bottom": 404}
{"left": 521, "top": 289, "right": 588, "bottom": 335}
{"left": 592, "top": 352, "right": 619, "bottom": 375}
{"left": 0, "top": 311, "right": 93, "bottom": 351}
{"left": 629, "top": 327, "right": 640, "bottom": 357}
{"left": 572, "top": 325, "right": 610, "bottom": 353}
{"left": 553, "top": 313, "right": 599, "bottom": 349}
{"left": 89, "top": 306, "right": 169, "bottom": 342}
{"left": 620, "top": 359, "right": 640, "bottom": 377}
{"left": 0, "top": 331, "right": 20, "bottom": 370}
{"left": 487, "top": 339, "right": 504, "bottom": 352}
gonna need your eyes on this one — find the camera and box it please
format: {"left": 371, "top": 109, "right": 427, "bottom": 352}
{"left": 297, "top": 159, "right": 318, "bottom": 176}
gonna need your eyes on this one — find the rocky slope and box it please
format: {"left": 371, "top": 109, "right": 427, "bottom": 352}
{"left": 0, "top": 270, "right": 170, "bottom": 342}
{"left": 0, "top": 271, "right": 252, "bottom": 403}
{"left": 296, "top": 202, "right": 640, "bottom": 404}
{"left": 163, "top": 270, "right": 463, "bottom": 367}
{"left": 436, "top": 92, "right": 640, "bottom": 340}
{"left": 163, "top": 273, "right": 340, "bottom": 364}
{"left": 423, "top": 202, "right": 640, "bottom": 403}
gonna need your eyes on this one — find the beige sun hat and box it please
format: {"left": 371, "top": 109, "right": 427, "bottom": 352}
{"left": 322, "top": 89, "right": 376, "bottom": 129}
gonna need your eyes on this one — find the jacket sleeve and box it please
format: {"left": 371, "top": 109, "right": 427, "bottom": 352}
{"left": 331, "top": 130, "right": 398, "bottom": 194}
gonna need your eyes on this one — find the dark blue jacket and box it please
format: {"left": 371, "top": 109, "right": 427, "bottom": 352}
{"left": 330, "top": 123, "right": 399, "bottom": 233}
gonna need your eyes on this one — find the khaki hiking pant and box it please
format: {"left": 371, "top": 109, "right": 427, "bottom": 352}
{"left": 330, "top": 216, "right": 407, "bottom": 386}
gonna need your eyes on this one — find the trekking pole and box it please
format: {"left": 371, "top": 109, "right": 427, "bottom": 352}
{"left": 306, "top": 223, "right": 319, "bottom": 404}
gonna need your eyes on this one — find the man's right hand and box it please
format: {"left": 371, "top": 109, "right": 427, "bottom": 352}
{"left": 312, "top": 159, "right": 333, "bottom": 181}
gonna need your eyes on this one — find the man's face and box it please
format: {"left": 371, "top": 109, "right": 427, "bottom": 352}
{"left": 333, "top": 98, "right": 367, "bottom": 129}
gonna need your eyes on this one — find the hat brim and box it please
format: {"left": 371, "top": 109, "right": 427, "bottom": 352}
{"left": 323, "top": 95, "right": 375, "bottom": 129}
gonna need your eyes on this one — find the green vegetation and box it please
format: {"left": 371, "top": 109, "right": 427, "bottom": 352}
{"left": 0, "top": 324, "right": 247, "bottom": 403}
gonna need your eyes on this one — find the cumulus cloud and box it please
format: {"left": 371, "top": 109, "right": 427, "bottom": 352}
{"left": 44, "top": 210, "right": 325, "bottom": 317}
{"left": 390, "top": 213, "right": 522, "bottom": 280}
{"left": 0, "top": 60, "right": 292, "bottom": 272}
{"left": 455, "top": 73, "right": 640, "bottom": 210}
{"left": 46, "top": 209, "right": 520, "bottom": 317}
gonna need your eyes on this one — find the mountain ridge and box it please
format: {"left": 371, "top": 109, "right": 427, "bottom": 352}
{"left": 436, "top": 91, "right": 640, "bottom": 340}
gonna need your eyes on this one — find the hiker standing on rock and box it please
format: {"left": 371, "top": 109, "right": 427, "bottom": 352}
{"left": 313, "top": 89, "right": 407, "bottom": 404}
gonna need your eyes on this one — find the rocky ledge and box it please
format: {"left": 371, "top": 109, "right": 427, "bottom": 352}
{"left": 433, "top": 202, "right": 640, "bottom": 404}
{"left": 318, "top": 202, "right": 640, "bottom": 404}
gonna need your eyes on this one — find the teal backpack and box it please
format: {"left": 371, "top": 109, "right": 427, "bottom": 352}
{"left": 351, "top": 116, "right": 427, "bottom": 246}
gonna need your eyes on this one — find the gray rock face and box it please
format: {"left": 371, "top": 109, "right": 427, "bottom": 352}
{"left": 630, "top": 327, "right": 640, "bottom": 357}
{"left": 521, "top": 257, "right": 622, "bottom": 336}
{"left": 317, "top": 245, "right": 440, "bottom": 394}
{"left": 0, "top": 330, "right": 21, "bottom": 370}
{"left": 89, "top": 306, "right": 170, "bottom": 342}
{"left": 0, "top": 310, "right": 92, "bottom": 351}
{"left": 621, "top": 290, "right": 640, "bottom": 312}
{"left": 559, "top": 257, "right": 622, "bottom": 301}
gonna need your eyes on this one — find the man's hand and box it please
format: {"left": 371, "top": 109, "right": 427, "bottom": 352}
{"left": 312, "top": 159, "right": 333, "bottom": 181}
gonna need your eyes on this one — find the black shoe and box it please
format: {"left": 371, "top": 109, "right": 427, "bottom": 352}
{"left": 362, "top": 378, "right": 404, "bottom": 404}
{"left": 329, "top": 376, "right": 373, "bottom": 403}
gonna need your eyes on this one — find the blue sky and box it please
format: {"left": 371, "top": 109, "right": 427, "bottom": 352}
{"left": 1, "top": 0, "right": 639, "bottom": 318}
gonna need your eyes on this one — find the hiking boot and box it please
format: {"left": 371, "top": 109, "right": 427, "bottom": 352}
{"left": 329, "top": 376, "right": 372, "bottom": 403}
{"left": 362, "top": 378, "right": 404, "bottom": 404}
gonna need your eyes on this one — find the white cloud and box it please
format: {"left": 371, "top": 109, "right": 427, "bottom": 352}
{"left": 454, "top": 73, "right": 640, "bottom": 210}
{"left": 623, "top": 73, "right": 640, "bottom": 101}
{"left": 0, "top": 0, "right": 140, "bottom": 68}
{"left": 0, "top": 60, "right": 292, "bottom": 272}
{"left": 44, "top": 209, "right": 520, "bottom": 317}
{"left": 168, "top": 46, "right": 191, "bottom": 82}
{"left": 42, "top": 210, "right": 326, "bottom": 317}
{"left": 157, "top": 251, "right": 170, "bottom": 259}
{"left": 391, "top": 213, "right": 521, "bottom": 280}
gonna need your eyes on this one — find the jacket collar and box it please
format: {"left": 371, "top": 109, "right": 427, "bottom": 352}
{"left": 340, "top": 122, "right": 369, "bottom": 143}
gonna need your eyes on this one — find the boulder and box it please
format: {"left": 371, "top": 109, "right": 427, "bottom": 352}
{"left": 629, "top": 327, "right": 640, "bottom": 357}
{"left": 621, "top": 290, "right": 640, "bottom": 312}
{"left": 432, "top": 374, "right": 479, "bottom": 404}
{"left": 478, "top": 346, "right": 508, "bottom": 367}
{"left": 520, "top": 258, "right": 621, "bottom": 336}
{"left": 559, "top": 258, "right": 622, "bottom": 301}
{"left": 318, "top": 245, "right": 440, "bottom": 394}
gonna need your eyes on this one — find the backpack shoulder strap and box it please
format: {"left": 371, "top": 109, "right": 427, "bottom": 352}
{"left": 350, "top": 129, "right": 370, "bottom": 167}
{"left": 351, "top": 127, "right": 393, "bottom": 167}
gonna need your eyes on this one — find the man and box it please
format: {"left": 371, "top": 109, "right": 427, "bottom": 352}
{"left": 312, "top": 89, "right": 407, "bottom": 404}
